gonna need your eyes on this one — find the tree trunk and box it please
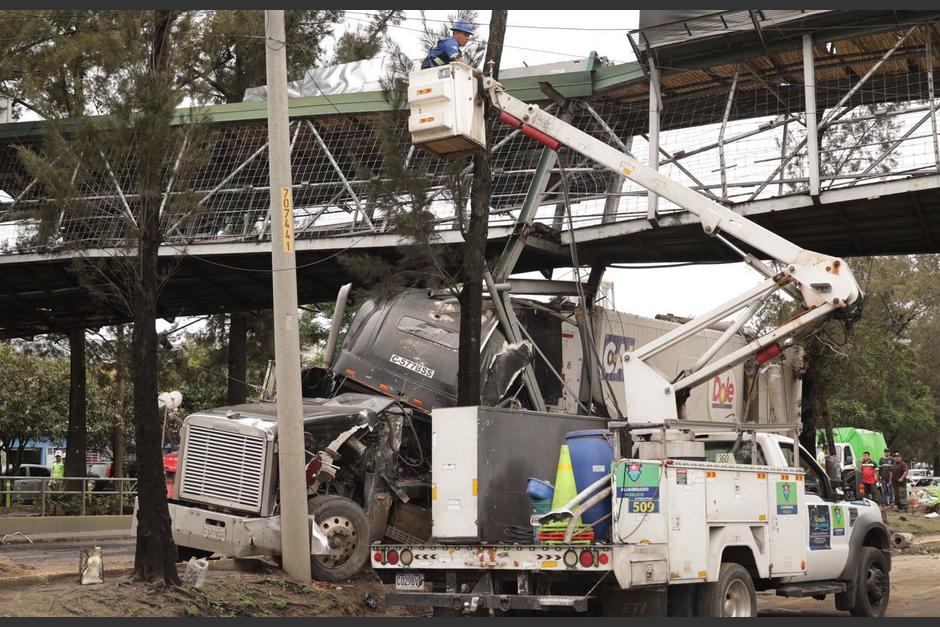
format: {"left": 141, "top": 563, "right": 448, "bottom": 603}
{"left": 131, "top": 310, "right": 179, "bottom": 584}
{"left": 799, "top": 363, "right": 817, "bottom": 454}
{"left": 65, "top": 328, "right": 87, "bottom": 490}
{"left": 456, "top": 10, "right": 508, "bottom": 406}
{"left": 113, "top": 324, "right": 126, "bottom": 478}
{"left": 227, "top": 311, "right": 249, "bottom": 405}
{"left": 131, "top": 10, "right": 181, "bottom": 586}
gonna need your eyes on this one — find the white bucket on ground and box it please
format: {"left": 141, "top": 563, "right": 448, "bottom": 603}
{"left": 183, "top": 557, "right": 209, "bottom": 588}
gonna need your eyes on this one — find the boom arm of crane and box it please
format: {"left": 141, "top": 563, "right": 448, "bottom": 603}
{"left": 478, "top": 75, "right": 862, "bottom": 425}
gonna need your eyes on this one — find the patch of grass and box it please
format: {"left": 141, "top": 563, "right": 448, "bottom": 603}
{"left": 262, "top": 577, "right": 314, "bottom": 595}
{"left": 239, "top": 595, "right": 257, "bottom": 609}
{"left": 885, "top": 508, "right": 940, "bottom": 535}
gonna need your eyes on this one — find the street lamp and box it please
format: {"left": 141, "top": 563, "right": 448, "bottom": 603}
{"left": 158, "top": 391, "right": 183, "bottom": 448}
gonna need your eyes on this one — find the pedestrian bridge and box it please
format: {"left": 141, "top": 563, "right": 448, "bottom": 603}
{"left": 2, "top": 9, "right": 940, "bottom": 337}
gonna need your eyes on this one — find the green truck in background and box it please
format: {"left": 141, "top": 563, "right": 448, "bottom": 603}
{"left": 816, "top": 427, "right": 888, "bottom": 500}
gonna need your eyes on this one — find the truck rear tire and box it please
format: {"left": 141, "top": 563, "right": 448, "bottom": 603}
{"left": 308, "top": 495, "right": 370, "bottom": 582}
{"left": 848, "top": 547, "right": 890, "bottom": 617}
{"left": 697, "top": 563, "right": 757, "bottom": 617}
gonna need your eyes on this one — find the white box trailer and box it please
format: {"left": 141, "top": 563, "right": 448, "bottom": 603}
{"left": 554, "top": 307, "right": 803, "bottom": 427}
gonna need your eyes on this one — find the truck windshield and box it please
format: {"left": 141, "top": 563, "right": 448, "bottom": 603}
{"left": 397, "top": 316, "right": 459, "bottom": 350}
{"left": 703, "top": 439, "right": 767, "bottom": 465}
{"left": 780, "top": 441, "right": 828, "bottom": 497}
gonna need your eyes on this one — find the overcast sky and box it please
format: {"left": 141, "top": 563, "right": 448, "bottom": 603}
{"left": 344, "top": 9, "right": 761, "bottom": 319}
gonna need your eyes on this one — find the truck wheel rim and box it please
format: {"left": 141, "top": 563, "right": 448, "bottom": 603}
{"left": 865, "top": 562, "right": 888, "bottom": 610}
{"left": 316, "top": 515, "right": 357, "bottom": 568}
{"left": 724, "top": 579, "right": 751, "bottom": 617}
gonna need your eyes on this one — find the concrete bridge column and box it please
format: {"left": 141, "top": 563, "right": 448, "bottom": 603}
{"left": 65, "top": 328, "right": 87, "bottom": 487}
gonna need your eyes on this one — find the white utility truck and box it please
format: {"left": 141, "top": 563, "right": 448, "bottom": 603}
{"left": 370, "top": 63, "right": 889, "bottom": 617}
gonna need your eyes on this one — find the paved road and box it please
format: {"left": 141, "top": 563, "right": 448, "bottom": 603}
{"left": 2, "top": 536, "right": 136, "bottom": 566}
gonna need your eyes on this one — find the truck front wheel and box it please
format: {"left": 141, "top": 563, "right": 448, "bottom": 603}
{"left": 848, "top": 547, "right": 890, "bottom": 617}
{"left": 697, "top": 563, "right": 757, "bottom": 617}
{"left": 308, "top": 495, "right": 370, "bottom": 582}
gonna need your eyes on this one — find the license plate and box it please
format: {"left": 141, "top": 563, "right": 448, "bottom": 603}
{"left": 202, "top": 523, "right": 225, "bottom": 542}
{"left": 395, "top": 572, "right": 424, "bottom": 591}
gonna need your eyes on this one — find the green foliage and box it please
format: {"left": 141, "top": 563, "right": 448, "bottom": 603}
{"left": 777, "top": 103, "right": 905, "bottom": 194}
{"left": 332, "top": 10, "right": 403, "bottom": 65}
{"left": 0, "top": 341, "right": 118, "bottom": 459}
{"left": 195, "top": 10, "right": 343, "bottom": 103}
{"left": 751, "top": 255, "right": 940, "bottom": 460}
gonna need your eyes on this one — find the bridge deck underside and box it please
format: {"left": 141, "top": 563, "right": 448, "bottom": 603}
{"left": 2, "top": 11, "right": 940, "bottom": 337}
{"left": 2, "top": 175, "right": 937, "bottom": 338}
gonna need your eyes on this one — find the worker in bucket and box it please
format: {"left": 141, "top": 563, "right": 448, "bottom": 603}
{"left": 421, "top": 21, "right": 475, "bottom": 69}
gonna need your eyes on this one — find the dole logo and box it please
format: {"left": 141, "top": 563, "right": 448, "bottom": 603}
{"left": 711, "top": 374, "right": 735, "bottom": 410}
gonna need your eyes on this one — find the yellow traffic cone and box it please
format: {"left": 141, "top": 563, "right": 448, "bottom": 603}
{"left": 551, "top": 444, "right": 579, "bottom": 517}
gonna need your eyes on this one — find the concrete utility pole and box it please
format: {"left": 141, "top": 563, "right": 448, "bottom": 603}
{"left": 264, "top": 9, "right": 311, "bottom": 582}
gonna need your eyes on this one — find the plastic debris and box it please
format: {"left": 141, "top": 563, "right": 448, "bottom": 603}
{"left": 80, "top": 547, "right": 104, "bottom": 585}
{"left": 362, "top": 593, "right": 378, "bottom": 609}
{"left": 182, "top": 557, "right": 209, "bottom": 588}
{"left": 925, "top": 512, "right": 939, "bottom": 519}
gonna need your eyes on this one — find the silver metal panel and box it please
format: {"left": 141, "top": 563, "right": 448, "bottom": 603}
{"left": 431, "top": 407, "right": 479, "bottom": 540}
{"left": 179, "top": 423, "right": 267, "bottom": 513}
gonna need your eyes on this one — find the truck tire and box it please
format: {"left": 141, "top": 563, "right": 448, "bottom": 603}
{"left": 176, "top": 546, "right": 212, "bottom": 562}
{"left": 848, "top": 547, "right": 890, "bottom": 617}
{"left": 308, "top": 495, "right": 370, "bottom": 582}
{"left": 697, "top": 563, "right": 757, "bottom": 617}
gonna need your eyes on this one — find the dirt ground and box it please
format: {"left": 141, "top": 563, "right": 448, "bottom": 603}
{"left": 3, "top": 555, "right": 939, "bottom": 617}
{"left": 0, "top": 567, "right": 429, "bottom": 618}
{"left": 1, "top": 507, "right": 938, "bottom": 618}
{"left": 760, "top": 553, "right": 940, "bottom": 616}
{"left": 0, "top": 556, "right": 34, "bottom": 578}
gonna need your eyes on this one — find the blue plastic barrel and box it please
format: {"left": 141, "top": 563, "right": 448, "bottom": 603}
{"left": 526, "top": 478, "right": 555, "bottom": 502}
{"left": 565, "top": 429, "right": 614, "bottom": 542}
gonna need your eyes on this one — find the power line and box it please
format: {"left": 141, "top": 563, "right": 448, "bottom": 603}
{"left": 345, "top": 9, "right": 638, "bottom": 32}
{"left": 343, "top": 15, "right": 628, "bottom": 63}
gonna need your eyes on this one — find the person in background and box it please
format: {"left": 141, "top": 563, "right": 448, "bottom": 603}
{"left": 421, "top": 21, "right": 475, "bottom": 69}
{"left": 51, "top": 450, "right": 65, "bottom": 490}
{"left": 859, "top": 451, "right": 879, "bottom": 504}
{"left": 891, "top": 452, "right": 909, "bottom": 511}
{"left": 878, "top": 448, "right": 894, "bottom": 506}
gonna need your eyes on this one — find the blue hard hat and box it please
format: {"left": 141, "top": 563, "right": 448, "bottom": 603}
{"left": 452, "top": 21, "right": 475, "bottom": 36}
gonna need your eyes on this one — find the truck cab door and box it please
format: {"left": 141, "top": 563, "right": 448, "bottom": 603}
{"left": 839, "top": 444, "right": 858, "bottom": 499}
{"left": 785, "top": 442, "right": 851, "bottom": 582}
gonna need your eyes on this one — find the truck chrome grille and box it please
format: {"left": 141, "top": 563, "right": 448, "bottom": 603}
{"left": 179, "top": 424, "right": 266, "bottom": 512}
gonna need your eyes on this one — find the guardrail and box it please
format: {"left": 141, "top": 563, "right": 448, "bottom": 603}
{"left": 0, "top": 476, "right": 138, "bottom": 517}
